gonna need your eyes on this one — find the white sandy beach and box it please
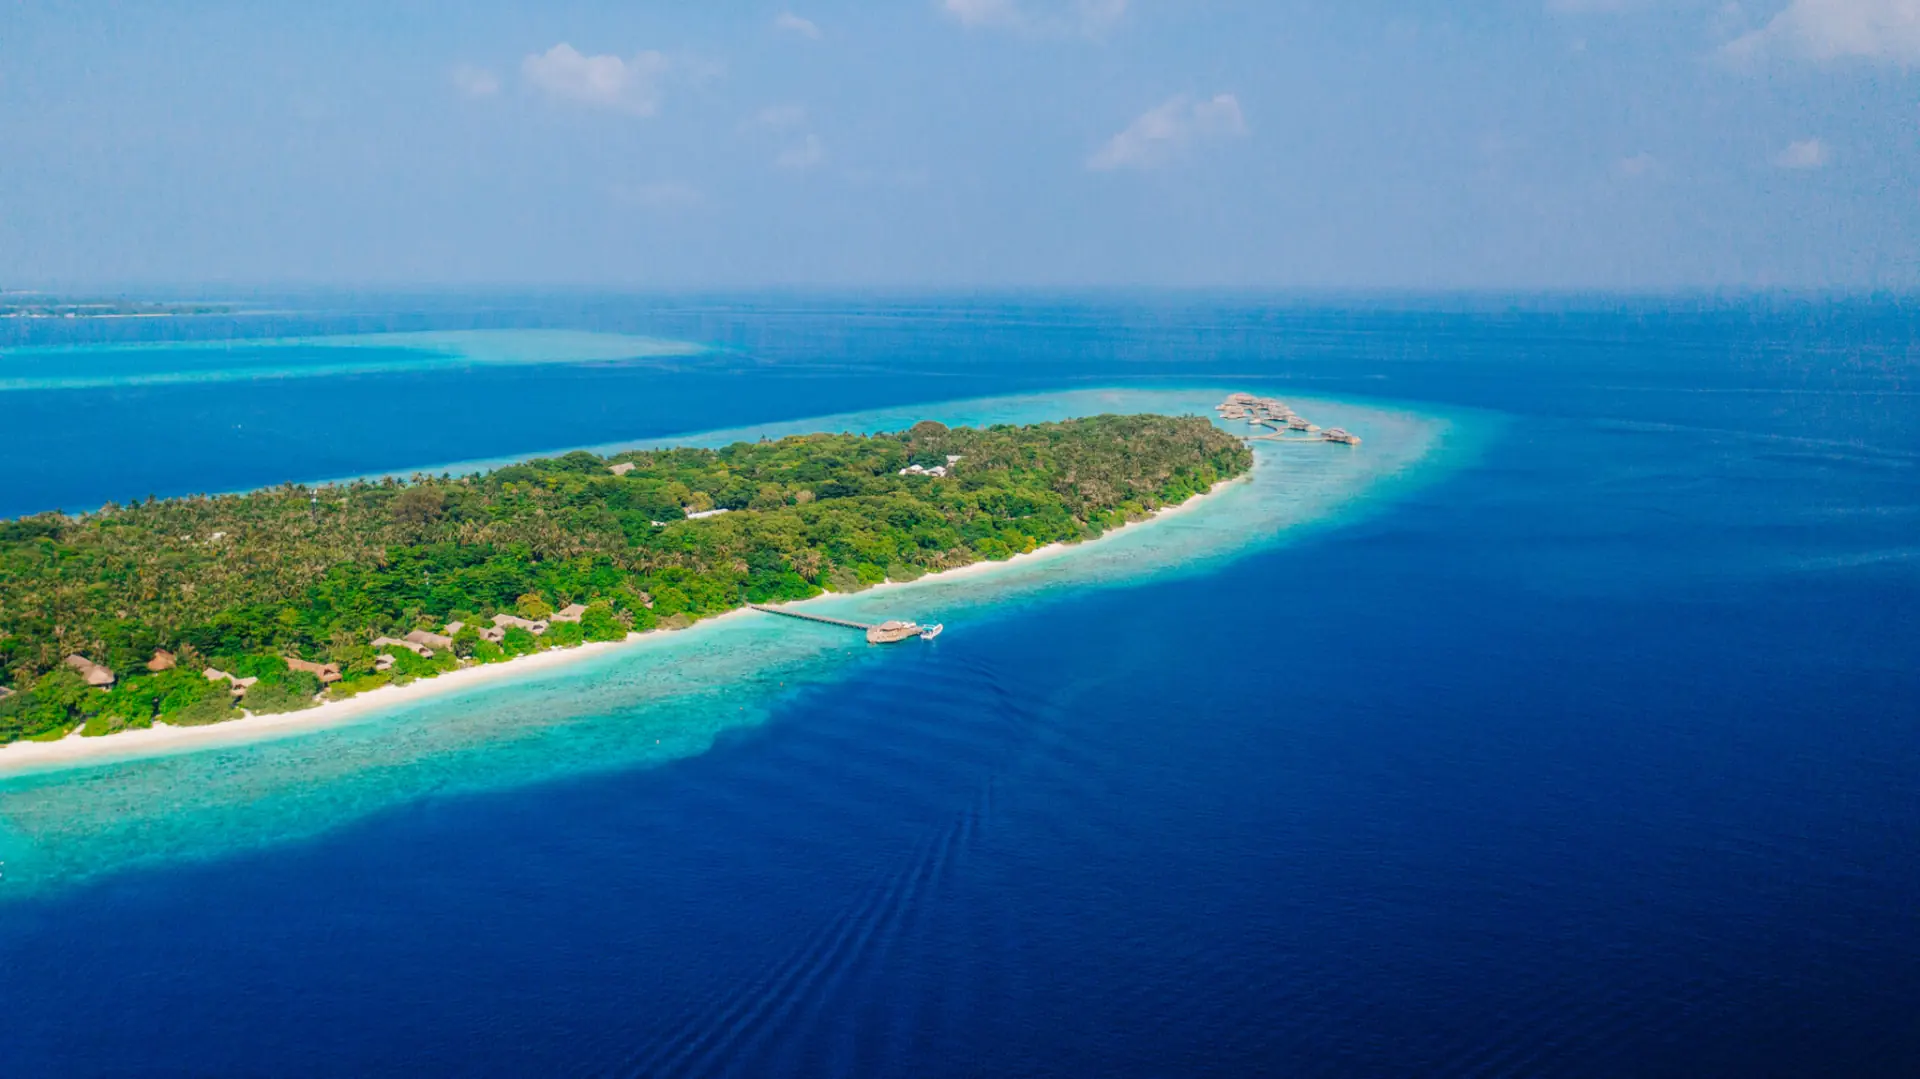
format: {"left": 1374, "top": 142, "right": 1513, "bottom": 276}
{"left": 0, "top": 469, "right": 1253, "bottom": 775}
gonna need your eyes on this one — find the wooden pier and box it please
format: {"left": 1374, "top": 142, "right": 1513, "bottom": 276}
{"left": 748, "top": 604, "right": 942, "bottom": 644}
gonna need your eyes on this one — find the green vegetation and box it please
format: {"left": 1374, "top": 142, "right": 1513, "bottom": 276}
{"left": 0, "top": 414, "right": 1250, "bottom": 745}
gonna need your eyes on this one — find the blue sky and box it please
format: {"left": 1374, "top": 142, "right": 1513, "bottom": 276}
{"left": 2, "top": 1, "right": 1915, "bottom": 289}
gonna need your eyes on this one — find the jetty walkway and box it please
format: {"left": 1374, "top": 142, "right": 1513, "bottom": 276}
{"left": 748, "top": 604, "right": 943, "bottom": 644}
{"left": 1215, "top": 392, "right": 1360, "bottom": 446}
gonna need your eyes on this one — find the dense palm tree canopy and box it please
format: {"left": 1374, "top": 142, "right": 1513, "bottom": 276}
{"left": 0, "top": 413, "right": 1250, "bottom": 744}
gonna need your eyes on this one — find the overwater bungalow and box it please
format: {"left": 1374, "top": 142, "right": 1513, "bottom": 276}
{"left": 63, "top": 654, "right": 116, "bottom": 687}
{"left": 1322, "top": 428, "right": 1361, "bottom": 445}
{"left": 865, "top": 620, "right": 925, "bottom": 644}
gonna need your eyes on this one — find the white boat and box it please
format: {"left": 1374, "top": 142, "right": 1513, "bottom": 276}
{"left": 918, "top": 623, "right": 944, "bottom": 640}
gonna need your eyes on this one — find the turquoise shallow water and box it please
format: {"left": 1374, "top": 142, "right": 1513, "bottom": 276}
{"left": 0, "top": 386, "right": 1473, "bottom": 894}
{"left": 0, "top": 329, "right": 706, "bottom": 391}
{"left": 2, "top": 298, "right": 1916, "bottom": 1076}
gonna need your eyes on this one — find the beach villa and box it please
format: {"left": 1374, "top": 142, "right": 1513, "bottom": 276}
{"left": 63, "top": 654, "right": 116, "bottom": 687}
{"left": 405, "top": 629, "right": 454, "bottom": 651}
{"left": 284, "top": 657, "right": 342, "bottom": 684}
{"left": 371, "top": 636, "right": 434, "bottom": 658}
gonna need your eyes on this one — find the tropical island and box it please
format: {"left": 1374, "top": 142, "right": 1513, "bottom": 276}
{"left": 0, "top": 413, "right": 1251, "bottom": 747}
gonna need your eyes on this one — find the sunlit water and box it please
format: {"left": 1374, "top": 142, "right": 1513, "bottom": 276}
{"left": 1, "top": 298, "right": 1915, "bottom": 1077}
{"left": 0, "top": 387, "right": 1469, "bottom": 892}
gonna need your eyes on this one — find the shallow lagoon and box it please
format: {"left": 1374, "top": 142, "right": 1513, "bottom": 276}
{"left": 0, "top": 386, "right": 1471, "bottom": 893}
{"left": 0, "top": 329, "right": 706, "bottom": 392}
{"left": 3, "top": 300, "right": 1916, "bottom": 1076}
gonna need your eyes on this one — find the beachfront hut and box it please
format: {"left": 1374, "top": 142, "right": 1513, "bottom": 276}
{"left": 551, "top": 604, "right": 589, "bottom": 623}
{"left": 284, "top": 657, "right": 342, "bottom": 684}
{"left": 406, "top": 629, "right": 454, "bottom": 651}
{"left": 202, "top": 668, "right": 258, "bottom": 696}
{"left": 148, "top": 649, "right": 177, "bottom": 672}
{"left": 64, "top": 654, "right": 116, "bottom": 687}
{"left": 490, "top": 613, "right": 549, "bottom": 636}
{"left": 372, "top": 636, "right": 434, "bottom": 657}
{"left": 374, "top": 654, "right": 396, "bottom": 672}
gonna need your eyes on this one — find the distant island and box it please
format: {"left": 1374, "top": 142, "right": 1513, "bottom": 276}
{"left": 0, "top": 414, "right": 1251, "bottom": 746}
{"left": 0, "top": 294, "right": 239, "bottom": 319}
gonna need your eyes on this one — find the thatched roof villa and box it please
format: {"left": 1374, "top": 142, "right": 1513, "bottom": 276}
{"left": 284, "top": 657, "right": 342, "bottom": 684}
{"left": 371, "top": 636, "right": 434, "bottom": 657}
{"left": 63, "top": 654, "right": 116, "bottom": 687}
{"left": 406, "top": 628, "right": 454, "bottom": 651}
{"left": 203, "top": 668, "right": 258, "bottom": 696}
{"left": 490, "top": 613, "right": 549, "bottom": 635}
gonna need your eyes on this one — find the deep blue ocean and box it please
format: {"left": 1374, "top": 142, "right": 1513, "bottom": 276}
{"left": 1, "top": 295, "right": 1916, "bottom": 1077}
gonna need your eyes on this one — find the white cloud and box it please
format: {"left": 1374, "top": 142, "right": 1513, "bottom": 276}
{"left": 775, "top": 12, "right": 823, "bottom": 39}
{"left": 1088, "top": 93, "right": 1247, "bottom": 171}
{"left": 777, "top": 133, "right": 827, "bottom": 171}
{"left": 1615, "top": 151, "right": 1660, "bottom": 178}
{"left": 940, "top": 0, "right": 1127, "bottom": 37}
{"left": 746, "top": 104, "right": 823, "bottom": 170}
{"left": 1774, "top": 137, "right": 1831, "bottom": 168}
{"left": 451, "top": 65, "right": 500, "bottom": 98}
{"left": 522, "top": 43, "right": 670, "bottom": 115}
{"left": 943, "top": 0, "right": 1023, "bottom": 27}
{"left": 1722, "top": 0, "right": 1920, "bottom": 63}
{"left": 611, "top": 181, "right": 706, "bottom": 209}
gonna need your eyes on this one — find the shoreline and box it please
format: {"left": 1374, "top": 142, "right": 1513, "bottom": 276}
{"left": 0, "top": 468, "right": 1253, "bottom": 777}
